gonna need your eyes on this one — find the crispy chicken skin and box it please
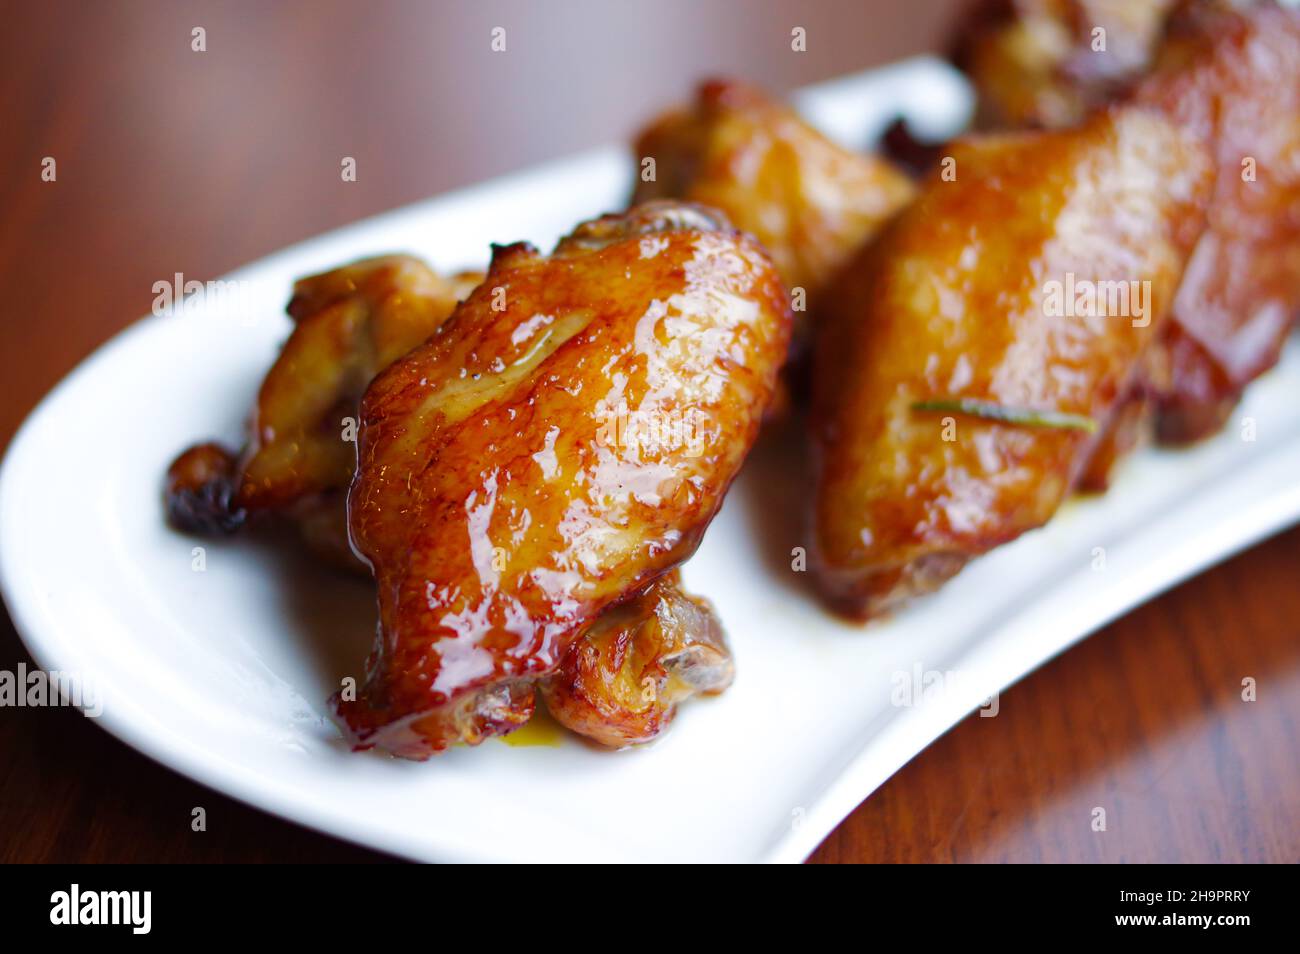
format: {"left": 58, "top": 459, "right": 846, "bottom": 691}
{"left": 954, "top": 0, "right": 1179, "bottom": 130}
{"left": 632, "top": 79, "right": 915, "bottom": 322}
{"left": 164, "top": 255, "right": 481, "bottom": 565}
{"left": 540, "top": 569, "right": 733, "bottom": 747}
{"left": 335, "top": 201, "right": 790, "bottom": 758}
{"left": 1130, "top": 2, "right": 1300, "bottom": 442}
{"left": 810, "top": 106, "right": 1213, "bottom": 619}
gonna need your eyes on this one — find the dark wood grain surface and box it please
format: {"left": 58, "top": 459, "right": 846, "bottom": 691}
{"left": 1, "top": 0, "right": 1295, "bottom": 864}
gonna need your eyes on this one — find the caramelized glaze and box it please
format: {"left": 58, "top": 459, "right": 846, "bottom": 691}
{"left": 335, "top": 201, "right": 791, "bottom": 757}
{"left": 810, "top": 106, "right": 1213, "bottom": 618}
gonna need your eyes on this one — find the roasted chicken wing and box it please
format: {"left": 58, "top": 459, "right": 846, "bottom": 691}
{"left": 632, "top": 79, "right": 915, "bottom": 327}
{"left": 810, "top": 106, "right": 1213, "bottom": 619}
{"left": 335, "top": 201, "right": 791, "bottom": 757}
{"left": 954, "top": 0, "right": 1179, "bottom": 130}
{"left": 166, "top": 245, "right": 741, "bottom": 751}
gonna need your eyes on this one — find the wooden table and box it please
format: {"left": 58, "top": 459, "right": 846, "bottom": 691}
{"left": 2, "top": 0, "right": 1296, "bottom": 864}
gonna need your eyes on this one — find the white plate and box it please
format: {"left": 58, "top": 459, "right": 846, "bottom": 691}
{"left": 3, "top": 57, "right": 1298, "bottom": 864}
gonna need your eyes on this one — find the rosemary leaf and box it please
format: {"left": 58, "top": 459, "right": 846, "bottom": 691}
{"left": 910, "top": 398, "right": 1098, "bottom": 433}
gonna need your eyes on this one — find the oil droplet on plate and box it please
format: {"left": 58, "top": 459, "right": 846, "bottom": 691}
{"left": 500, "top": 702, "right": 566, "bottom": 748}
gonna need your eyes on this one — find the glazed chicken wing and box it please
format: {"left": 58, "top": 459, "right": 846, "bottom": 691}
{"left": 166, "top": 247, "right": 740, "bottom": 751}
{"left": 336, "top": 201, "right": 790, "bottom": 757}
{"left": 954, "top": 0, "right": 1179, "bottom": 130}
{"left": 810, "top": 106, "right": 1213, "bottom": 619}
{"left": 632, "top": 79, "right": 914, "bottom": 328}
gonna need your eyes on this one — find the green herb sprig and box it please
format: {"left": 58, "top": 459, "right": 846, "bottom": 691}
{"left": 911, "top": 397, "right": 1098, "bottom": 433}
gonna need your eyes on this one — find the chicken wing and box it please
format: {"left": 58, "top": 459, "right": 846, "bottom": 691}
{"left": 632, "top": 79, "right": 914, "bottom": 328}
{"left": 953, "top": 0, "right": 1179, "bottom": 130}
{"left": 166, "top": 247, "right": 739, "bottom": 751}
{"left": 336, "top": 201, "right": 790, "bottom": 757}
{"left": 810, "top": 106, "right": 1213, "bottom": 619}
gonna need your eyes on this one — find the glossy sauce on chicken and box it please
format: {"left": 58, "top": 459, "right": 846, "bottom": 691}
{"left": 335, "top": 201, "right": 791, "bottom": 757}
{"left": 810, "top": 106, "right": 1213, "bottom": 619}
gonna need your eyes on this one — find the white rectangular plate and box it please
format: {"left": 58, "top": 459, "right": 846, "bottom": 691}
{"left": 2, "top": 57, "right": 1297, "bottom": 863}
